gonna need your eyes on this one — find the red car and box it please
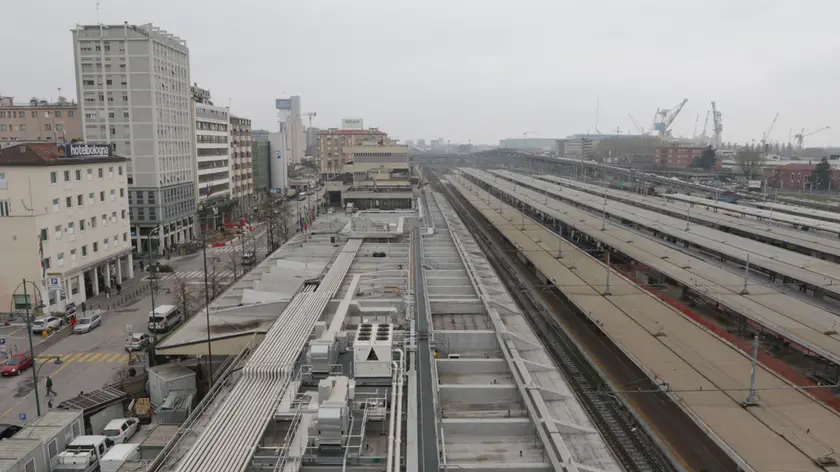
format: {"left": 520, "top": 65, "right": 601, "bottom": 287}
{"left": 1, "top": 354, "right": 33, "bottom": 376}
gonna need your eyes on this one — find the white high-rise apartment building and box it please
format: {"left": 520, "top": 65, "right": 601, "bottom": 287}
{"left": 194, "top": 100, "right": 231, "bottom": 203}
{"left": 230, "top": 115, "right": 254, "bottom": 215}
{"left": 71, "top": 23, "right": 196, "bottom": 253}
{"left": 276, "top": 96, "right": 305, "bottom": 165}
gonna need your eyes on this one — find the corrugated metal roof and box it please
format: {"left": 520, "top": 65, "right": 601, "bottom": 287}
{"left": 57, "top": 386, "right": 127, "bottom": 413}
{"left": 0, "top": 437, "right": 42, "bottom": 462}
{"left": 15, "top": 410, "right": 82, "bottom": 443}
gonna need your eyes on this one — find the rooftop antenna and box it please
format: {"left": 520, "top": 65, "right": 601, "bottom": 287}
{"left": 96, "top": 2, "right": 100, "bottom": 24}
{"left": 595, "top": 97, "right": 602, "bottom": 134}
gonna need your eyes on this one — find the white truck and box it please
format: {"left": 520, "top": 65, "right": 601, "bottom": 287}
{"left": 100, "top": 444, "right": 140, "bottom": 472}
{"left": 345, "top": 202, "right": 355, "bottom": 215}
{"left": 54, "top": 435, "right": 114, "bottom": 472}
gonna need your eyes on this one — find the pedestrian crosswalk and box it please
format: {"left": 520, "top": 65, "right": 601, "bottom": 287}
{"left": 36, "top": 352, "right": 130, "bottom": 363}
{"left": 143, "top": 270, "right": 234, "bottom": 281}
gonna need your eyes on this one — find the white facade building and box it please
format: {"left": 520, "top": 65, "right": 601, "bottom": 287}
{"left": 230, "top": 115, "right": 253, "bottom": 215}
{"left": 276, "top": 96, "right": 305, "bottom": 165}
{"left": 194, "top": 102, "right": 231, "bottom": 203}
{"left": 0, "top": 144, "right": 133, "bottom": 314}
{"left": 71, "top": 23, "right": 196, "bottom": 253}
{"left": 268, "top": 129, "right": 289, "bottom": 195}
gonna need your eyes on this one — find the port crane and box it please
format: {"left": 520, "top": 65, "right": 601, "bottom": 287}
{"left": 652, "top": 98, "right": 688, "bottom": 138}
{"left": 760, "top": 113, "right": 779, "bottom": 153}
{"left": 710, "top": 101, "right": 723, "bottom": 149}
{"left": 627, "top": 114, "right": 646, "bottom": 135}
{"left": 794, "top": 126, "right": 831, "bottom": 151}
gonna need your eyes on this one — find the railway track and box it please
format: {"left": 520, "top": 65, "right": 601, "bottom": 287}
{"left": 431, "top": 171, "right": 738, "bottom": 472}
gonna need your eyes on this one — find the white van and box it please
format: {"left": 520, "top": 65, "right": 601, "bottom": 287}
{"left": 148, "top": 305, "right": 183, "bottom": 333}
{"left": 100, "top": 443, "right": 140, "bottom": 472}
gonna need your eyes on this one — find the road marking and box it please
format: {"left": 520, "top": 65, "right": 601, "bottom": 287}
{"left": 89, "top": 353, "right": 104, "bottom": 362}
{"left": 0, "top": 357, "right": 74, "bottom": 420}
{"left": 78, "top": 353, "right": 94, "bottom": 362}
{"left": 65, "top": 353, "right": 83, "bottom": 363}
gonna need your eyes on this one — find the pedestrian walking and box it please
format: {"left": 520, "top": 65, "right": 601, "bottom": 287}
{"left": 45, "top": 376, "right": 56, "bottom": 397}
{"left": 116, "top": 283, "right": 122, "bottom": 295}
{"left": 47, "top": 399, "right": 53, "bottom": 409}
{"left": 70, "top": 315, "right": 77, "bottom": 330}
{"left": 105, "top": 286, "right": 111, "bottom": 299}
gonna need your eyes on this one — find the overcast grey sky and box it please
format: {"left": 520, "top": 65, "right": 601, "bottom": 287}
{"left": 4, "top": 0, "right": 839, "bottom": 146}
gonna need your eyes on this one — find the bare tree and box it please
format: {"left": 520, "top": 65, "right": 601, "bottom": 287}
{"left": 258, "top": 194, "right": 293, "bottom": 253}
{"left": 171, "top": 273, "right": 200, "bottom": 318}
{"left": 200, "top": 259, "right": 226, "bottom": 301}
{"left": 226, "top": 249, "right": 240, "bottom": 278}
{"left": 735, "top": 149, "right": 766, "bottom": 179}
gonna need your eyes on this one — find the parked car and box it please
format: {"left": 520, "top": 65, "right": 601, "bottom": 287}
{"left": 1, "top": 354, "right": 33, "bottom": 376}
{"left": 31, "top": 316, "right": 61, "bottom": 334}
{"left": 0, "top": 424, "right": 21, "bottom": 439}
{"left": 102, "top": 418, "right": 139, "bottom": 445}
{"left": 125, "top": 333, "right": 150, "bottom": 352}
{"left": 74, "top": 314, "right": 102, "bottom": 334}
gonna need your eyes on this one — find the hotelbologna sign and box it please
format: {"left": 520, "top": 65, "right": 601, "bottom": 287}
{"left": 341, "top": 118, "right": 364, "bottom": 130}
{"left": 57, "top": 143, "right": 114, "bottom": 159}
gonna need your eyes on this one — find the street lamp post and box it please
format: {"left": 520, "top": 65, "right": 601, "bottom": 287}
{"left": 13, "top": 279, "right": 51, "bottom": 416}
{"left": 198, "top": 211, "right": 215, "bottom": 389}
{"left": 147, "top": 226, "right": 162, "bottom": 353}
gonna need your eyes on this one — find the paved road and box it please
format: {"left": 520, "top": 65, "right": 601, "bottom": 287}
{"left": 0, "top": 191, "right": 328, "bottom": 427}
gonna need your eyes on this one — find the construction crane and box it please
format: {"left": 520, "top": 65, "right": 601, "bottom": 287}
{"left": 794, "top": 126, "right": 831, "bottom": 150}
{"left": 759, "top": 113, "right": 779, "bottom": 153}
{"left": 710, "top": 101, "right": 723, "bottom": 149}
{"left": 652, "top": 98, "right": 688, "bottom": 138}
{"left": 628, "top": 114, "right": 645, "bottom": 135}
{"left": 303, "top": 112, "right": 317, "bottom": 129}
{"left": 701, "top": 111, "right": 710, "bottom": 142}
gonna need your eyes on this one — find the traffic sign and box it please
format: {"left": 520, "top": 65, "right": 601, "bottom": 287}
{"left": 19, "top": 413, "right": 26, "bottom": 422}
{"left": 0, "top": 337, "right": 6, "bottom": 345}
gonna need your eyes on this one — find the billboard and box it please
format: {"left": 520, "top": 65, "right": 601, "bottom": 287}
{"left": 275, "top": 99, "right": 292, "bottom": 110}
{"left": 342, "top": 118, "right": 364, "bottom": 130}
{"left": 57, "top": 143, "right": 114, "bottom": 159}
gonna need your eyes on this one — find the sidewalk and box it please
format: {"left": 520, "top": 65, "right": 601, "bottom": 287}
{"left": 81, "top": 272, "right": 150, "bottom": 314}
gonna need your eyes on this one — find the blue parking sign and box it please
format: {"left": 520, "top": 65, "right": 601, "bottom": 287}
{"left": 19, "top": 413, "right": 26, "bottom": 422}
{"left": 0, "top": 338, "right": 5, "bottom": 345}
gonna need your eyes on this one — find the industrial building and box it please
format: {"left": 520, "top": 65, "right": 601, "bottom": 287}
{"left": 325, "top": 143, "right": 414, "bottom": 210}
{"left": 317, "top": 128, "right": 388, "bottom": 178}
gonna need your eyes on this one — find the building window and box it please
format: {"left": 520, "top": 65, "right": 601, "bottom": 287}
{"left": 56, "top": 253, "right": 63, "bottom": 267}
{"left": 52, "top": 199, "right": 60, "bottom": 213}
{"left": 75, "top": 169, "right": 81, "bottom": 181}
{"left": 100, "top": 191, "right": 105, "bottom": 202}
{"left": 68, "top": 111, "right": 74, "bottom": 118}
{"left": 63, "top": 170, "right": 70, "bottom": 182}
{"left": 54, "top": 225, "right": 62, "bottom": 239}
{"left": 118, "top": 166, "right": 123, "bottom": 176}
{"left": 93, "top": 242, "right": 98, "bottom": 252}
{"left": 90, "top": 217, "right": 96, "bottom": 228}
{"left": 104, "top": 238, "right": 109, "bottom": 250}
{"left": 108, "top": 167, "right": 114, "bottom": 178}
{"left": 82, "top": 245, "right": 87, "bottom": 257}
{"left": 40, "top": 228, "right": 48, "bottom": 241}
{"left": 88, "top": 192, "right": 94, "bottom": 205}
{"left": 98, "top": 168, "right": 103, "bottom": 178}
{"left": 65, "top": 197, "right": 72, "bottom": 208}
{"left": 44, "top": 257, "right": 52, "bottom": 270}
{"left": 77, "top": 195, "right": 83, "bottom": 206}
{"left": 111, "top": 211, "right": 117, "bottom": 221}
{"left": 110, "top": 189, "right": 115, "bottom": 201}
{"left": 45, "top": 124, "right": 52, "bottom": 131}
{"left": 55, "top": 111, "right": 61, "bottom": 118}
{"left": 121, "top": 209, "right": 126, "bottom": 219}
{"left": 50, "top": 172, "right": 57, "bottom": 184}
{"left": 79, "top": 219, "right": 85, "bottom": 231}
{"left": 70, "top": 249, "right": 77, "bottom": 262}
{"left": 102, "top": 214, "right": 107, "bottom": 226}
{"left": 67, "top": 222, "right": 75, "bottom": 234}
{"left": 120, "top": 188, "right": 124, "bottom": 198}
{"left": 123, "top": 233, "right": 128, "bottom": 242}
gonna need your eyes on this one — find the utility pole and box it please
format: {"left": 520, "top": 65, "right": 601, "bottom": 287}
{"left": 603, "top": 252, "right": 612, "bottom": 296}
{"left": 741, "top": 253, "right": 751, "bottom": 295}
{"left": 201, "top": 224, "right": 214, "bottom": 389}
{"left": 743, "top": 335, "right": 760, "bottom": 406}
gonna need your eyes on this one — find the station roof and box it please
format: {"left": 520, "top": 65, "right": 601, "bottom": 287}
{"left": 450, "top": 174, "right": 840, "bottom": 472}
